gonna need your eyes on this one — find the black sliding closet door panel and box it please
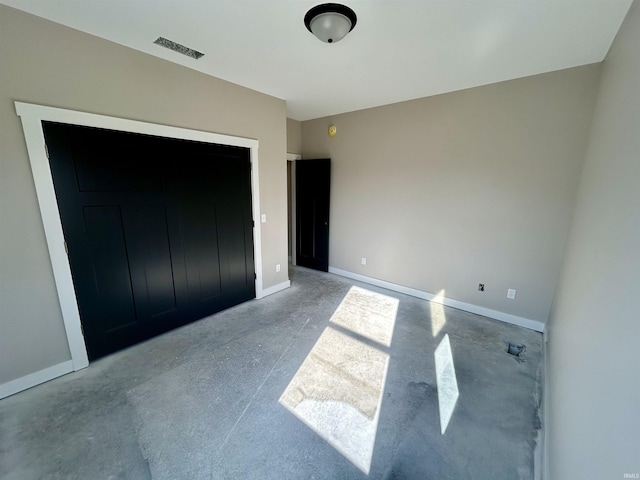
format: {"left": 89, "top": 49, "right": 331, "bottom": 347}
{"left": 43, "top": 122, "right": 255, "bottom": 359}
{"left": 167, "top": 141, "right": 255, "bottom": 319}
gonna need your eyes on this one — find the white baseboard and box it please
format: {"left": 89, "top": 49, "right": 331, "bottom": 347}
{"left": 328, "top": 267, "right": 545, "bottom": 333}
{"left": 258, "top": 280, "right": 291, "bottom": 299}
{"left": 0, "top": 360, "right": 74, "bottom": 399}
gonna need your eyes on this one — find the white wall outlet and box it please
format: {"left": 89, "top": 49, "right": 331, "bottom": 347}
{"left": 261, "top": 214, "right": 267, "bottom": 223}
{"left": 361, "top": 257, "right": 367, "bottom": 265}
{"left": 507, "top": 288, "right": 516, "bottom": 299}
{"left": 276, "top": 264, "right": 281, "bottom": 273}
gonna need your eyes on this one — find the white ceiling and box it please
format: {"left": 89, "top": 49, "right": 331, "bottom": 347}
{"left": 1, "top": 0, "right": 633, "bottom": 121}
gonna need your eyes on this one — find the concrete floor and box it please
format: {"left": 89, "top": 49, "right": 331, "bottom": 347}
{"left": 0, "top": 267, "right": 543, "bottom": 479}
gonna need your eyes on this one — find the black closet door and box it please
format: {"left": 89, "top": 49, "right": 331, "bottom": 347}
{"left": 166, "top": 139, "right": 256, "bottom": 319}
{"left": 296, "top": 158, "right": 330, "bottom": 272}
{"left": 43, "top": 122, "right": 255, "bottom": 359}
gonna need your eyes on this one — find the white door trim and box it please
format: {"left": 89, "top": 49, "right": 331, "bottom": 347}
{"left": 15, "top": 101, "right": 264, "bottom": 372}
{"left": 286, "top": 153, "right": 301, "bottom": 266}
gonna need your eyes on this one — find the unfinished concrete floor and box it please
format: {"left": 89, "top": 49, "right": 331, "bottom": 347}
{"left": 0, "top": 267, "right": 543, "bottom": 479}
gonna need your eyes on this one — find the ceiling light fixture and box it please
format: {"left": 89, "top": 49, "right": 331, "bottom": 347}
{"left": 304, "top": 3, "right": 357, "bottom": 44}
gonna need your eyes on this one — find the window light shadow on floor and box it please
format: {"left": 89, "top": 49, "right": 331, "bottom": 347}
{"left": 435, "top": 333, "right": 459, "bottom": 435}
{"left": 279, "top": 286, "right": 398, "bottom": 474}
{"left": 430, "top": 289, "right": 447, "bottom": 337}
{"left": 429, "top": 291, "right": 460, "bottom": 435}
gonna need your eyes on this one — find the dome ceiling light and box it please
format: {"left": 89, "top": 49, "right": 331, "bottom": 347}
{"left": 304, "top": 3, "right": 357, "bottom": 44}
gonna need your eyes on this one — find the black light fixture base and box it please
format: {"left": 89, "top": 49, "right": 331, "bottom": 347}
{"left": 304, "top": 3, "right": 358, "bottom": 43}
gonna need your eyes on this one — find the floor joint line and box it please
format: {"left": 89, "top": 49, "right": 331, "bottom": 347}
{"left": 217, "top": 317, "right": 311, "bottom": 453}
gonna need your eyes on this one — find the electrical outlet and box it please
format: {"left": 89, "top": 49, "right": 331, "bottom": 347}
{"left": 507, "top": 288, "right": 516, "bottom": 299}
{"left": 361, "top": 257, "right": 367, "bottom": 265}
{"left": 276, "top": 264, "right": 281, "bottom": 273}
{"left": 478, "top": 283, "right": 485, "bottom": 292}
{"left": 261, "top": 214, "right": 267, "bottom": 223}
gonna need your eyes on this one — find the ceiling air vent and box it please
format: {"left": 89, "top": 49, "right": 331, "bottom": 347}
{"left": 153, "top": 37, "right": 204, "bottom": 59}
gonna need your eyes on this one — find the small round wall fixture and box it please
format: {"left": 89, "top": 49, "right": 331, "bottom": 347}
{"left": 328, "top": 125, "right": 337, "bottom": 137}
{"left": 304, "top": 3, "right": 357, "bottom": 44}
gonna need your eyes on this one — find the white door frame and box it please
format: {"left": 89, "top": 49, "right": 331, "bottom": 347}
{"left": 287, "top": 153, "right": 301, "bottom": 265}
{"left": 15, "top": 101, "right": 264, "bottom": 372}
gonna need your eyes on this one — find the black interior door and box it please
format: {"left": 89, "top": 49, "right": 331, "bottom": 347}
{"left": 43, "top": 122, "right": 255, "bottom": 360}
{"left": 296, "top": 158, "right": 330, "bottom": 272}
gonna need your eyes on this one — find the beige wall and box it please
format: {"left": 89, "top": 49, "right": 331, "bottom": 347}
{"left": 0, "top": 5, "right": 288, "bottom": 385}
{"left": 302, "top": 65, "right": 601, "bottom": 324}
{"left": 546, "top": 2, "right": 640, "bottom": 478}
{"left": 287, "top": 118, "right": 302, "bottom": 154}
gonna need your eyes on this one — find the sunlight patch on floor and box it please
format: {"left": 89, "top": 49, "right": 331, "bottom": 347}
{"left": 329, "top": 286, "right": 398, "bottom": 347}
{"left": 430, "top": 289, "right": 447, "bottom": 337}
{"left": 434, "top": 334, "right": 459, "bottom": 435}
{"left": 279, "top": 286, "right": 398, "bottom": 474}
